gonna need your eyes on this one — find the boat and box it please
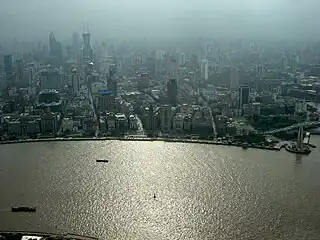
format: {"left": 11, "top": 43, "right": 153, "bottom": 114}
{"left": 11, "top": 206, "right": 36, "bottom": 212}
{"left": 96, "top": 159, "right": 109, "bottom": 163}
{"left": 0, "top": 231, "right": 97, "bottom": 240}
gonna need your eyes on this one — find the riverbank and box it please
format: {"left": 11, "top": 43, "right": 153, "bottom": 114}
{"left": 0, "top": 136, "right": 284, "bottom": 152}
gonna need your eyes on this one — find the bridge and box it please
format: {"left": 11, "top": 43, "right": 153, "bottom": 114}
{"left": 263, "top": 121, "right": 320, "bottom": 135}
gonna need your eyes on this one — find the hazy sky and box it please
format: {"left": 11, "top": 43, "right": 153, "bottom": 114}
{"left": 0, "top": 0, "right": 319, "bottom": 41}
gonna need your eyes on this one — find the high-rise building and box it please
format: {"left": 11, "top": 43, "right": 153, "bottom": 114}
{"left": 72, "top": 32, "right": 80, "bottom": 58}
{"left": 281, "top": 55, "right": 287, "bottom": 72}
{"left": 291, "top": 55, "right": 297, "bottom": 73}
{"left": 49, "top": 32, "right": 56, "bottom": 56}
{"left": 4, "top": 55, "right": 13, "bottom": 81}
{"left": 191, "top": 54, "right": 198, "bottom": 68}
{"left": 40, "top": 66, "right": 60, "bottom": 90}
{"left": 81, "top": 32, "right": 94, "bottom": 63}
{"left": 15, "top": 59, "right": 24, "bottom": 84}
{"left": 229, "top": 68, "right": 239, "bottom": 90}
{"left": 71, "top": 67, "right": 80, "bottom": 94}
{"left": 180, "top": 53, "right": 186, "bottom": 66}
{"left": 98, "top": 90, "right": 116, "bottom": 111}
{"left": 252, "top": 102, "right": 261, "bottom": 116}
{"left": 160, "top": 105, "right": 172, "bottom": 133}
{"left": 257, "top": 65, "right": 264, "bottom": 77}
{"left": 146, "top": 55, "right": 156, "bottom": 79}
{"left": 138, "top": 72, "right": 150, "bottom": 90}
{"left": 239, "top": 85, "right": 250, "bottom": 114}
{"left": 201, "top": 59, "right": 209, "bottom": 80}
{"left": 107, "top": 64, "right": 117, "bottom": 94}
{"left": 101, "top": 42, "right": 108, "bottom": 59}
{"left": 167, "top": 78, "right": 178, "bottom": 105}
{"left": 147, "top": 105, "right": 156, "bottom": 136}
{"left": 49, "top": 32, "right": 63, "bottom": 66}
{"left": 169, "top": 57, "right": 178, "bottom": 77}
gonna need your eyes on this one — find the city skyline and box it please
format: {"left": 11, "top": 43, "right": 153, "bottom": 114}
{"left": 1, "top": 0, "right": 320, "bottom": 41}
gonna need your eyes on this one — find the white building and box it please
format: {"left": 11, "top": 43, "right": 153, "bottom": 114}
{"left": 71, "top": 67, "right": 80, "bottom": 95}
{"left": 115, "top": 113, "right": 128, "bottom": 130}
{"left": 201, "top": 59, "right": 209, "bottom": 80}
{"left": 129, "top": 115, "right": 138, "bottom": 130}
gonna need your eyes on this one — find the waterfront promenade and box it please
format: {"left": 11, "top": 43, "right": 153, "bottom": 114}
{"left": 0, "top": 136, "right": 287, "bottom": 152}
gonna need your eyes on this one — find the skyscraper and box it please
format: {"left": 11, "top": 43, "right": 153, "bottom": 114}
{"left": 281, "top": 55, "right": 287, "bottom": 72}
{"left": 49, "top": 32, "right": 62, "bottom": 66}
{"left": 72, "top": 32, "right": 80, "bottom": 57}
{"left": 229, "top": 68, "right": 239, "bottom": 90}
{"left": 49, "top": 32, "right": 56, "bottom": 56}
{"left": 138, "top": 72, "right": 150, "bottom": 90}
{"left": 107, "top": 64, "right": 117, "bottom": 94}
{"left": 201, "top": 59, "right": 209, "bottom": 80}
{"left": 101, "top": 41, "right": 108, "bottom": 59}
{"left": 167, "top": 78, "right": 178, "bottom": 105}
{"left": 4, "top": 55, "right": 13, "bottom": 79}
{"left": 71, "top": 67, "right": 80, "bottom": 95}
{"left": 146, "top": 55, "right": 156, "bottom": 79}
{"left": 239, "top": 85, "right": 250, "bottom": 114}
{"left": 160, "top": 105, "right": 172, "bottom": 133}
{"left": 180, "top": 53, "right": 186, "bottom": 66}
{"left": 15, "top": 59, "right": 24, "bottom": 86}
{"left": 291, "top": 55, "right": 297, "bottom": 73}
{"left": 81, "top": 31, "right": 94, "bottom": 63}
{"left": 40, "top": 66, "right": 60, "bottom": 90}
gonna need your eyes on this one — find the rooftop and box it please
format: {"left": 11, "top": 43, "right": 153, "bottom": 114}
{"left": 98, "top": 90, "right": 115, "bottom": 95}
{"left": 39, "top": 89, "right": 59, "bottom": 95}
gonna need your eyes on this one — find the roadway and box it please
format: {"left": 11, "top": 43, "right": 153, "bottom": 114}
{"left": 87, "top": 83, "right": 100, "bottom": 137}
{"left": 263, "top": 121, "right": 320, "bottom": 134}
{"left": 56, "top": 97, "right": 71, "bottom": 136}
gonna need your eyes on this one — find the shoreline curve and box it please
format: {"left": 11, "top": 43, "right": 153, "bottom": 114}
{"left": 0, "top": 137, "right": 283, "bottom": 152}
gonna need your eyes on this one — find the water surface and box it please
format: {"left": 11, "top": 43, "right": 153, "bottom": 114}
{"left": 1, "top": 137, "right": 320, "bottom": 239}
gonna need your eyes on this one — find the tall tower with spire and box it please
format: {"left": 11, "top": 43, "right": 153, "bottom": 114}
{"left": 49, "top": 32, "right": 62, "bottom": 66}
{"left": 81, "top": 23, "right": 94, "bottom": 63}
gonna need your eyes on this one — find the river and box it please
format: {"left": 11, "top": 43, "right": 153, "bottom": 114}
{"left": 1, "top": 136, "right": 320, "bottom": 239}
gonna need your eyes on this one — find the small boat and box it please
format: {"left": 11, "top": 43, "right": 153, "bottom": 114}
{"left": 153, "top": 194, "right": 156, "bottom": 199}
{"left": 11, "top": 206, "right": 36, "bottom": 212}
{"left": 0, "top": 231, "right": 97, "bottom": 240}
{"left": 96, "top": 159, "right": 109, "bottom": 163}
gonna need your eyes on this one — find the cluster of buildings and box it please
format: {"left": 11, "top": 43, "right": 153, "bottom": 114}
{"left": 139, "top": 104, "right": 214, "bottom": 137}
{"left": 1, "top": 32, "right": 320, "bottom": 141}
